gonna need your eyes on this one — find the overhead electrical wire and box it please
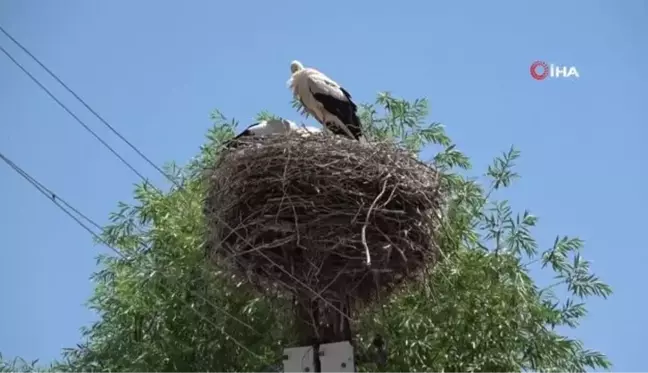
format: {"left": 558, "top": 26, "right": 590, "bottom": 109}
{"left": 0, "top": 25, "right": 352, "bottom": 324}
{"left": 0, "top": 25, "right": 171, "bottom": 183}
{"left": 0, "top": 151, "right": 265, "bottom": 360}
{"left": 0, "top": 152, "right": 104, "bottom": 236}
{"left": 0, "top": 44, "right": 151, "bottom": 185}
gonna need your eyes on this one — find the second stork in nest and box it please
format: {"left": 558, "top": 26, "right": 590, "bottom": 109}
{"left": 226, "top": 119, "right": 321, "bottom": 148}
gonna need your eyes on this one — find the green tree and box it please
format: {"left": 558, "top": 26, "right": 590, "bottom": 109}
{"left": 2, "top": 93, "right": 611, "bottom": 372}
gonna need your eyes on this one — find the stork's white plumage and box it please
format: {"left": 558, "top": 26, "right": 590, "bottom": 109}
{"left": 288, "top": 60, "right": 364, "bottom": 142}
{"left": 290, "top": 122, "right": 323, "bottom": 136}
{"left": 226, "top": 119, "right": 293, "bottom": 148}
{"left": 236, "top": 119, "right": 293, "bottom": 138}
{"left": 225, "top": 119, "right": 322, "bottom": 148}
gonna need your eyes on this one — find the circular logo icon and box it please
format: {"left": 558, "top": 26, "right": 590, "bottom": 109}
{"left": 530, "top": 61, "right": 549, "bottom": 80}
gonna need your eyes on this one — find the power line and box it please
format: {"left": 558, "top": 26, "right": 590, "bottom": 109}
{"left": 0, "top": 152, "right": 105, "bottom": 240}
{"left": 0, "top": 44, "right": 151, "bottom": 184}
{"left": 0, "top": 150, "right": 265, "bottom": 360}
{"left": 0, "top": 27, "right": 352, "bottom": 324}
{"left": 0, "top": 25, "right": 172, "bottom": 183}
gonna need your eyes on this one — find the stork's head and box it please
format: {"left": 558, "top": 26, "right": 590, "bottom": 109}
{"left": 290, "top": 60, "right": 304, "bottom": 73}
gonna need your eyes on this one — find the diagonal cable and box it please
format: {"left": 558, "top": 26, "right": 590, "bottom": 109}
{"left": 0, "top": 151, "right": 266, "bottom": 360}
{"left": 0, "top": 24, "right": 172, "bottom": 182}
{"left": 0, "top": 44, "right": 151, "bottom": 184}
{"left": 0, "top": 28, "right": 352, "bottom": 323}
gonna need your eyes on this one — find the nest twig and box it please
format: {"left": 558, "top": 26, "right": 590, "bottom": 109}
{"left": 203, "top": 133, "right": 445, "bottom": 307}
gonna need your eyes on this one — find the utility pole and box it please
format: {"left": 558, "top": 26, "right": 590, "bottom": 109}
{"left": 283, "top": 293, "right": 355, "bottom": 373}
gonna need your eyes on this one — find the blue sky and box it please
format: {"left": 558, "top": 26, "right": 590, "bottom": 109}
{"left": 0, "top": 0, "right": 646, "bottom": 370}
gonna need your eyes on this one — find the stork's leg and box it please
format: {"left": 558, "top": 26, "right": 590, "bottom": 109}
{"left": 322, "top": 112, "right": 356, "bottom": 140}
{"left": 324, "top": 121, "right": 336, "bottom": 137}
{"left": 325, "top": 120, "right": 356, "bottom": 140}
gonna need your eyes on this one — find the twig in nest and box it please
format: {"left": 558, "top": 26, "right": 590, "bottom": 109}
{"left": 362, "top": 176, "right": 391, "bottom": 267}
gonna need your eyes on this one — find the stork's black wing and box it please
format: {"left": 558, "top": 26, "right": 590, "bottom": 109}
{"left": 312, "top": 88, "right": 362, "bottom": 140}
{"left": 233, "top": 128, "right": 254, "bottom": 140}
{"left": 224, "top": 124, "right": 257, "bottom": 149}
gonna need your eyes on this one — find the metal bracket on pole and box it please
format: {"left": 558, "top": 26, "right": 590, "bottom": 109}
{"left": 283, "top": 341, "right": 355, "bottom": 373}
{"left": 283, "top": 345, "right": 316, "bottom": 373}
{"left": 319, "top": 341, "right": 355, "bottom": 372}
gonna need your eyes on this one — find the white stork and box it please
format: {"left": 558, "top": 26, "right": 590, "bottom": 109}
{"left": 226, "top": 119, "right": 293, "bottom": 148}
{"left": 288, "top": 60, "right": 364, "bottom": 142}
{"left": 225, "top": 119, "right": 321, "bottom": 148}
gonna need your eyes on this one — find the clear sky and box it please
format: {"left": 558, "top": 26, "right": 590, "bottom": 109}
{"left": 0, "top": 0, "right": 646, "bottom": 370}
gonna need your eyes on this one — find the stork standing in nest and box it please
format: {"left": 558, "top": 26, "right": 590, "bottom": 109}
{"left": 288, "top": 60, "right": 365, "bottom": 142}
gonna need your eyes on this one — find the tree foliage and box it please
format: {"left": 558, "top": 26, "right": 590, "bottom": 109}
{"left": 2, "top": 93, "right": 611, "bottom": 372}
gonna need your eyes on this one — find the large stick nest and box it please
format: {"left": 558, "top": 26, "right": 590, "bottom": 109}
{"left": 204, "top": 133, "right": 444, "bottom": 305}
